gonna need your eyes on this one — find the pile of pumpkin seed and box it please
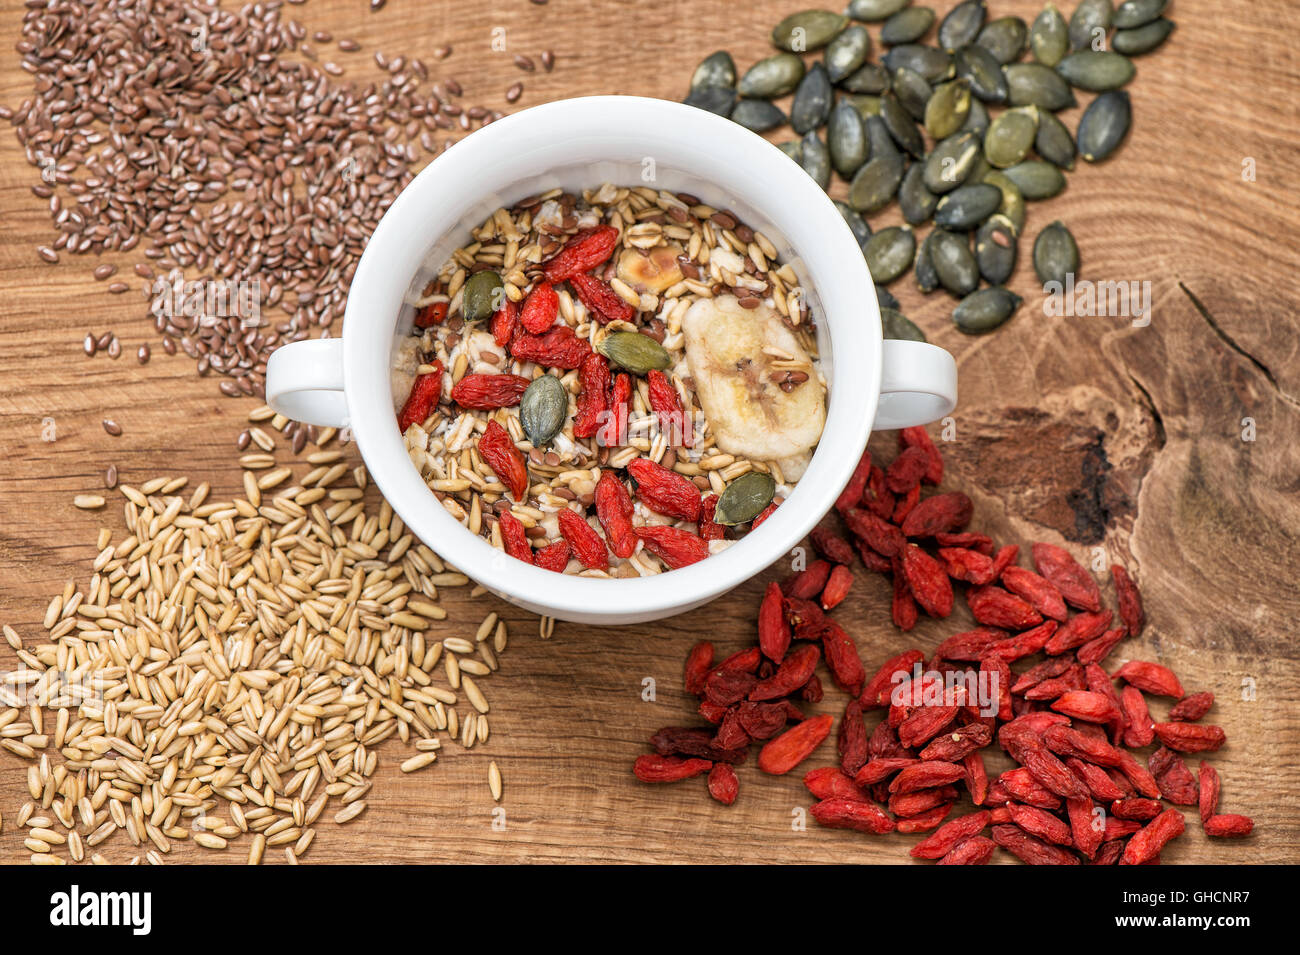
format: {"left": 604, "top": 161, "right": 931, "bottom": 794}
{"left": 683, "top": 0, "right": 1174, "bottom": 337}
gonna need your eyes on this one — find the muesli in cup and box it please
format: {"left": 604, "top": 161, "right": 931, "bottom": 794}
{"left": 393, "top": 183, "right": 828, "bottom": 576}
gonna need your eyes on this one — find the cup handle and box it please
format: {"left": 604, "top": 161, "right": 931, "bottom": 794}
{"left": 872, "top": 339, "right": 958, "bottom": 430}
{"left": 266, "top": 338, "right": 350, "bottom": 428}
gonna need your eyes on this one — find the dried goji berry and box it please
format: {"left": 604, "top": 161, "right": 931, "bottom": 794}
{"left": 396, "top": 362, "right": 443, "bottom": 432}
{"left": 1111, "top": 797, "right": 1162, "bottom": 821}
{"left": 632, "top": 753, "right": 712, "bottom": 783}
{"left": 899, "top": 425, "right": 944, "bottom": 484}
{"left": 782, "top": 596, "right": 824, "bottom": 635}
{"left": 861, "top": 649, "right": 924, "bottom": 709}
{"left": 843, "top": 507, "right": 905, "bottom": 558}
{"left": 707, "top": 762, "right": 739, "bottom": 805}
{"left": 1001, "top": 566, "right": 1067, "bottom": 621}
{"left": 834, "top": 449, "right": 873, "bottom": 513}
{"left": 804, "top": 767, "right": 868, "bottom": 802}
{"left": 886, "top": 445, "right": 929, "bottom": 493}
{"left": 820, "top": 564, "right": 854, "bottom": 610}
{"left": 490, "top": 297, "right": 518, "bottom": 347}
{"left": 936, "top": 531, "right": 993, "bottom": 554}
{"left": 650, "top": 726, "right": 746, "bottom": 764}
{"left": 991, "top": 823, "right": 1080, "bottom": 865}
{"left": 508, "top": 325, "right": 593, "bottom": 369}
{"left": 1044, "top": 609, "right": 1114, "bottom": 655}
{"left": 695, "top": 493, "right": 725, "bottom": 541}
{"left": 937, "top": 835, "right": 996, "bottom": 865}
{"left": 635, "top": 524, "right": 709, "bottom": 569}
{"left": 1116, "top": 749, "right": 1162, "bottom": 799}
{"left": 1051, "top": 690, "right": 1122, "bottom": 725}
{"left": 1031, "top": 542, "right": 1102, "bottom": 612}
{"left": 1077, "top": 627, "right": 1127, "bottom": 666}
{"left": 1152, "top": 722, "right": 1225, "bottom": 753}
{"left": 518, "top": 280, "right": 559, "bottom": 334}
{"left": 921, "top": 722, "right": 994, "bottom": 763}
{"left": 533, "top": 540, "right": 570, "bottom": 572}
{"left": 594, "top": 469, "right": 635, "bottom": 558}
{"left": 735, "top": 700, "right": 789, "bottom": 740}
{"left": 1091, "top": 841, "right": 1125, "bottom": 866}
{"left": 627, "top": 457, "right": 701, "bottom": 522}
{"left": 964, "top": 750, "right": 989, "bottom": 805}
{"left": 451, "top": 372, "right": 530, "bottom": 409}
{"left": 1111, "top": 563, "right": 1145, "bottom": 637}
{"left": 901, "top": 544, "right": 954, "bottom": 617}
{"left": 557, "top": 508, "right": 609, "bottom": 570}
{"left": 799, "top": 675, "right": 823, "bottom": 703}
{"left": 811, "top": 797, "right": 896, "bottom": 834}
{"left": 1010, "top": 656, "right": 1073, "bottom": 694}
{"left": 989, "top": 544, "right": 1019, "bottom": 579}
{"left": 712, "top": 710, "right": 749, "bottom": 750}
{"left": 933, "top": 628, "right": 1002, "bottom": 662}
{"left": 987, "top": 620, "right": 1059, "bottom": 663}
{"left": 497, "top": 508, "right": 533, "bottom": 565}
{"left": 1007, "top": 802, "right": 1073, "bottom": 845}
{"left": 1203, "top": 813, "right": 1253, "bottom": 838}
{"left": 1120, "top": 808, "right": 1185, "bottom": 865}
{"left": 856, "top": 538, "right": 892, "bottom": 573}
{"left": 898, "top": 701, "right": 961, "bottom": 749}
{"left": 1198, "top": 761, "right": 1220, "bottom": 822}
{"left": 821, "top": 621, "right": 866, "bottom": 696}
{"left": 900, "top": 492, "right": 973, "bottom": 538}
{"left": 698, "top": 700, "right": 727, "bottom": 724}
{"left": 1067, "top": 796, "right": 1104, "bottom": 859}
{"left": 854, "top": 757, "right": 921, "bottom": 785}
{"left": 892, "top": 485, "right": 921, "bottom": 524}
{"left": 570, "top": 271, "right": 635, "bottom": 325}
{"left": 837, "top": 699, "right": 869, "bottom": 776}
{"left": 705, "top": 668, "right": 757, "bottom": 707}
{"left": 786, "top": 559, "right": 832, "bottom": 599}
{"left": 910, "top": 810, "right": 991, "bottom": 859}
{"left": 757, "top": 713, "right": 833, "bottom": 775}
{"left": 891, "top": 565, "right": 919, "bottom": 631}
{"left": 750, "top": 644, "right": 819, "bottom": 702}
{"left": 938, "top": 546, "right": 997, "bottom": 585}
{"left": 572, "top": 353, "right": 611, "bottom": 440}
{"left": 599, "top": 372, "right": 630, "bottom": 447}
{"left": 1043, "top": 724, "right": 1121, "bottom": 767}
{"left": 478, "top": 418, "right": 529, "bottom": 501}
{"left": 757, "top": 581, "right": 790, "bottom": 664}
{"left": 1169, "top": 691, "right": 1214, "bottom": 722}
{"left": 683, "top": 642, "right": 713, "bottom": 696}
{"left": 998, "top": 768, "right": 1063, "bottom": 810}
{"left": 645, "top": 368, "right": 693, "bottom": 447}
{"left": 862, "top": 465, "right": 894, "bottom": 519}
{"left": 966, "top": 584, "right": 1041, "bottom": 630}
{"left": 751, "top": 501, "right": 779, "bottom": 529}
{"left": 414, "top": 299, "right": 448, "bottom": 327}
{"left": 1068, "top": 758, "right": 1128, "bottom": 801}
{"left": 889, "top": 761, "right": 966, "bottom": 794}
{"left": 896, "top": 804, "right": 955, "bottom": 833}
{"left": 810, "top": 524, "right": 855, "bottom": 565}
{"left": 1016, "top": 742, "right": 1089, "bottom": 800}
{"left": 540, "top": 225, "right": 619, "bottom": 282}
{"left": 1113, "top": 660, "right": 1185, "bottom": 699}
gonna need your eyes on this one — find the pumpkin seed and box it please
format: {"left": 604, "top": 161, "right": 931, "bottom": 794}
{"left": 914, "top": 233, "right": 940, "bottom": 293}
{"left": 1057, "top": 50, "right": 1135, "bottom": 90}
{"left": 924, "top": 129, "right": 981, "bottom": 193}
{"left": 825, "top": 25, "right": 872, "bottom": 82}
{"left": 977, "top": 16, "right": 1028, "bottom": 63}
{"left": 1113, "top": 18, "right": 1174, "bottom": 55}
{"left": 1069, "top": 0, "right": 1114, "bottom": 52}
{"left": 691, "top": 51, "right": 736, "bottom": 91}
{"left": 841, "top": 62, "right": 892, "bottom": 94}
{"left": 800, "top": 129, "right": 832, "bottom": 189}
{"left": 974, "top": 213, "right": 1018, "bottom": 284}
{"left": 777, "top": 140, "right": 804, "bottom": 162}
{"left": 772, "top": 10, "right": 848, "bottom": 52}
{"left": 980, "top": 170, "right": 1027, "bottom": 233}
{"left": 864, "top": 226, "right": 916, "bottom": 283}
{"left": 929, "top": 228, "right": 980, "bottom": 296}
{"left": 880, "top": 92, "right": 925, "bottom": 158}
{"left": 1033, "top": 220, "right": 1080, "bottom": 285}
{"left": 1004, "top": 62, "right": 1076, "bottom": 109}
{"left": 844, "top": 93, "right": 885, "bottom": 117}
{"left": 738, "top": 53, "right": 806, "bottom": 99}
{"left": 848, "top": 0, "right": 911, "bottom": 22}
{"left": 1000, "top": 159, "right": 1067, "bottom": 199}
{"left": 875, "top": 286, "right": 900, "bottom": 313}
{"left": 883, "top": 44, "right": 955, "bottom": 83}
{"left": 714, "top": 471, "right": 777, "bottom": 525}
{"left": 1114, "top": 0, "right": 1166, "bottom": 29}
{"left": 519, "top": 374, "right": 567, "bottom": 447}
{"left": 462, "top": 270, "right": 503, "bottom": 323}
{"left": 939, "top": 0, "right": 987, "bottom": 52}
{"left": 881, "top": 307, "right": 927, "bottom": 342}
{"left": 730, "top": 99, "right": 787, "bottom": 132}
{"left": 595, "top": 331, "right": 671, "bottom": 375}
{"left": 925, "top": 79, "right": 972, "bottom": 139}
{"left": 954, "top": 43, "right": 1009, "bottom": 103}
{"left": 1034, "top": 109, "right": 1077, "bottom": 169}
{"left": 984, "top": 104, "right": 1039, "bottom": 168}
{"left": 899, "top": 162, "right": 939, "bottom": 224}
{"left": 1077, "top": 89, "right": 1131, "bottom": 162}
{"left": 1030, "top": 4, "right": 1070, "bottom": 66}
{"left": 683, "top": 85, "right": 736, "bottom": 117}
{"left": 834, "top": 200, "right": 873, "bottom": 247}
{"left": 881, "top": 7, "right": 936, "bottom": 45}
{"left": 893, "top": 67, "right": 934, "bottom": 121}
{"left": 933, "top": 183, "right": 1001, "bottom": 230}
{"left": 953, "top": 286, "right": 1022, "bottom": 333}
{"left": 792, "top": 63, "right": 833, "bottom": 133}
{"left": 962, "top": 97, "right": 991, "bottom": 137}
{"left": 864, "top": 112, "right": 900, "bottom": 160}
{"left": 828, "top": 101, "right": 870, "bottom": 178}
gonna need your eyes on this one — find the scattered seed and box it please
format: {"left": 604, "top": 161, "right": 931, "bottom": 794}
{"left": 101, "top": 419, "right": 122, "bottom": 437}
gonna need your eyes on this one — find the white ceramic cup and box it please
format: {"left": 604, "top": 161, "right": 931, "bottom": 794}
{"left": 266, "top": 95, "right": 956, "bottom": 625}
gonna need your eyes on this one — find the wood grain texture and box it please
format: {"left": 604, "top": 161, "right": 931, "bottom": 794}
{"left": 1, "top": 0, "right": 1297, "bottom": 864}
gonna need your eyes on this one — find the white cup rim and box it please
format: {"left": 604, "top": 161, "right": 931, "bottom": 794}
{"left": 343, "top": 95, "right": 882, "bottom": 623}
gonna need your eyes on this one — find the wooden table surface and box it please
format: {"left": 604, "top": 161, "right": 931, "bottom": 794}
{"left": 2, "top": 0, "right": 1297, "bottom": 864}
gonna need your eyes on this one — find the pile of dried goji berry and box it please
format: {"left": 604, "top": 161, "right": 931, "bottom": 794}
{"left": 633, "top": 426, "right": 1253, "bottom": 864}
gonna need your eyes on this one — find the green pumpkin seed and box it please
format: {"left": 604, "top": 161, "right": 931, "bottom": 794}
{"left": 962, "top": 97, "right": 991, "bottom": 138}
{"left": 773, "top": 10, "right": 848, "bottom": 52}
{"left": 825, "top": 25, "right": 872, "bottom": 82}
{"left": 792, "top": 63, "right": 834, "bottom": 133}
{"left": 799, "top": 130, "right": 832, "bottom": 190}
{"left": 1113, "top": 19, "right": 1174, "bottom": 55}
{"left": 883, "top": 44, "right": 954, "bottom": 83}
{"left": 738, "top": 53, "right": 806, "bottom": 99}
{"left": 834, "top": 200, "right": 873, "bottom": 246}
{"left": 1004, "top": 62, "right": 1077, "bottom": 109}
{"left": 980, "top": 170, "right": 1027, "bottom": 233}
{"left": 1077, "top": 89, "right": 1131, "bottom": 162}
{"left": 730, "top": 99, "right": 787, "bottom": 132}
{"left": 892, "top": 67, "right": 933, "bottom": 121}
{"left": 683, "top": 86, "right": 736, "bottom": 117}
{"left": 842, "top": 62, "right": 892, "bottom": 94}
{"left": 596, "top": 331, "right": 671, "bottom": 375}
{"left": 829, "top": 102, "right": 870, "bottom": 178}
{"left": 933, "top": 183, "right": 1001, "bottom": 230}
{"left": 984, "top": 104, "right": 1039, "bottom": 168}
{"left": 881, "top": 307, "right": 927, "bottom": 342}
{"left": 929, "top": 228, "right": 980, "bottom": 296}
{"left": 953, "top": 286, "right": 1022, "bottom": 333}
{"left": 864, "top": 113, "right": 900, "bottom": 160}
{"left": 714, "top": 471, "right": 777, "bottom": 526}
{"left": 1069, "top": 0, "right": 1113, "bottom": 52}
{"left": 848, "top": 0, "right": 910, "bottom": 20}
{"left": 924, "top": 129, "right": 981, "bottom": 193}
{"left": 939, "top": 0, "right": 987, "bottom": 52}
{"left": 844, "top": 93, "right": 884, "bottom": 117}
{"left": 864, "top": 226, "right": 916, "bottom": 283}
{"left": 977, "top": 16, "right": 1028, "bottom": 63}
{"left": 1033, "top": 220, "right": 1080, "bottom": 285}
{"left": 1114, "top": 0, "right": 1166, "bottom": 29}
{"left": 1000, "top": 160, "right": 1067, "bottom": 199}
{"left": 519, "top": 374, "right": 567, "bottom": 447}
{"left": 974, "top": 213, "right": 1018, "bottom": 284}
{"left": 880, "top": 92, "right": 925, "bottom": 158}
{"left": 914, "top": 233, "right": 940, "bottom": 293}
{"left": 462, "top": 270, "right": 503, "bottom": 323}
{"left": 1030, "top": 4, "right": 1069, "bottom": 66}
{"left": 881, "top": 7, "right": 936, "bottom": 45}
{"left": 876, "top": 284, "right": 901, "bottom": 310}
{"left": 954, "top": 44, "right": 1009, "bottom": 103}
{"left": 899, "top": 162, "right": 939, "bottom": 224}
{"left": 691, "top": 51, "right": 736, "bottom": 91}
{"left": 777, "top": 140, "right": 803, "bottom": 162}
{"left": 1057, "top": 50, "right": 1135, "bottom": 91}
{"left": 925, "top": 79, "right": 972, "bottom": 140}
{"left": 1034, "top": 109, "right": 1077, "bottom": 169}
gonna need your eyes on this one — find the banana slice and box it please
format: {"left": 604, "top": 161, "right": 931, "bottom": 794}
{"left": 616, "top": 243, "right": 684, "bottom": 294}
{"left": 682, "top": 295, "right": 826, "bottom": 478}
